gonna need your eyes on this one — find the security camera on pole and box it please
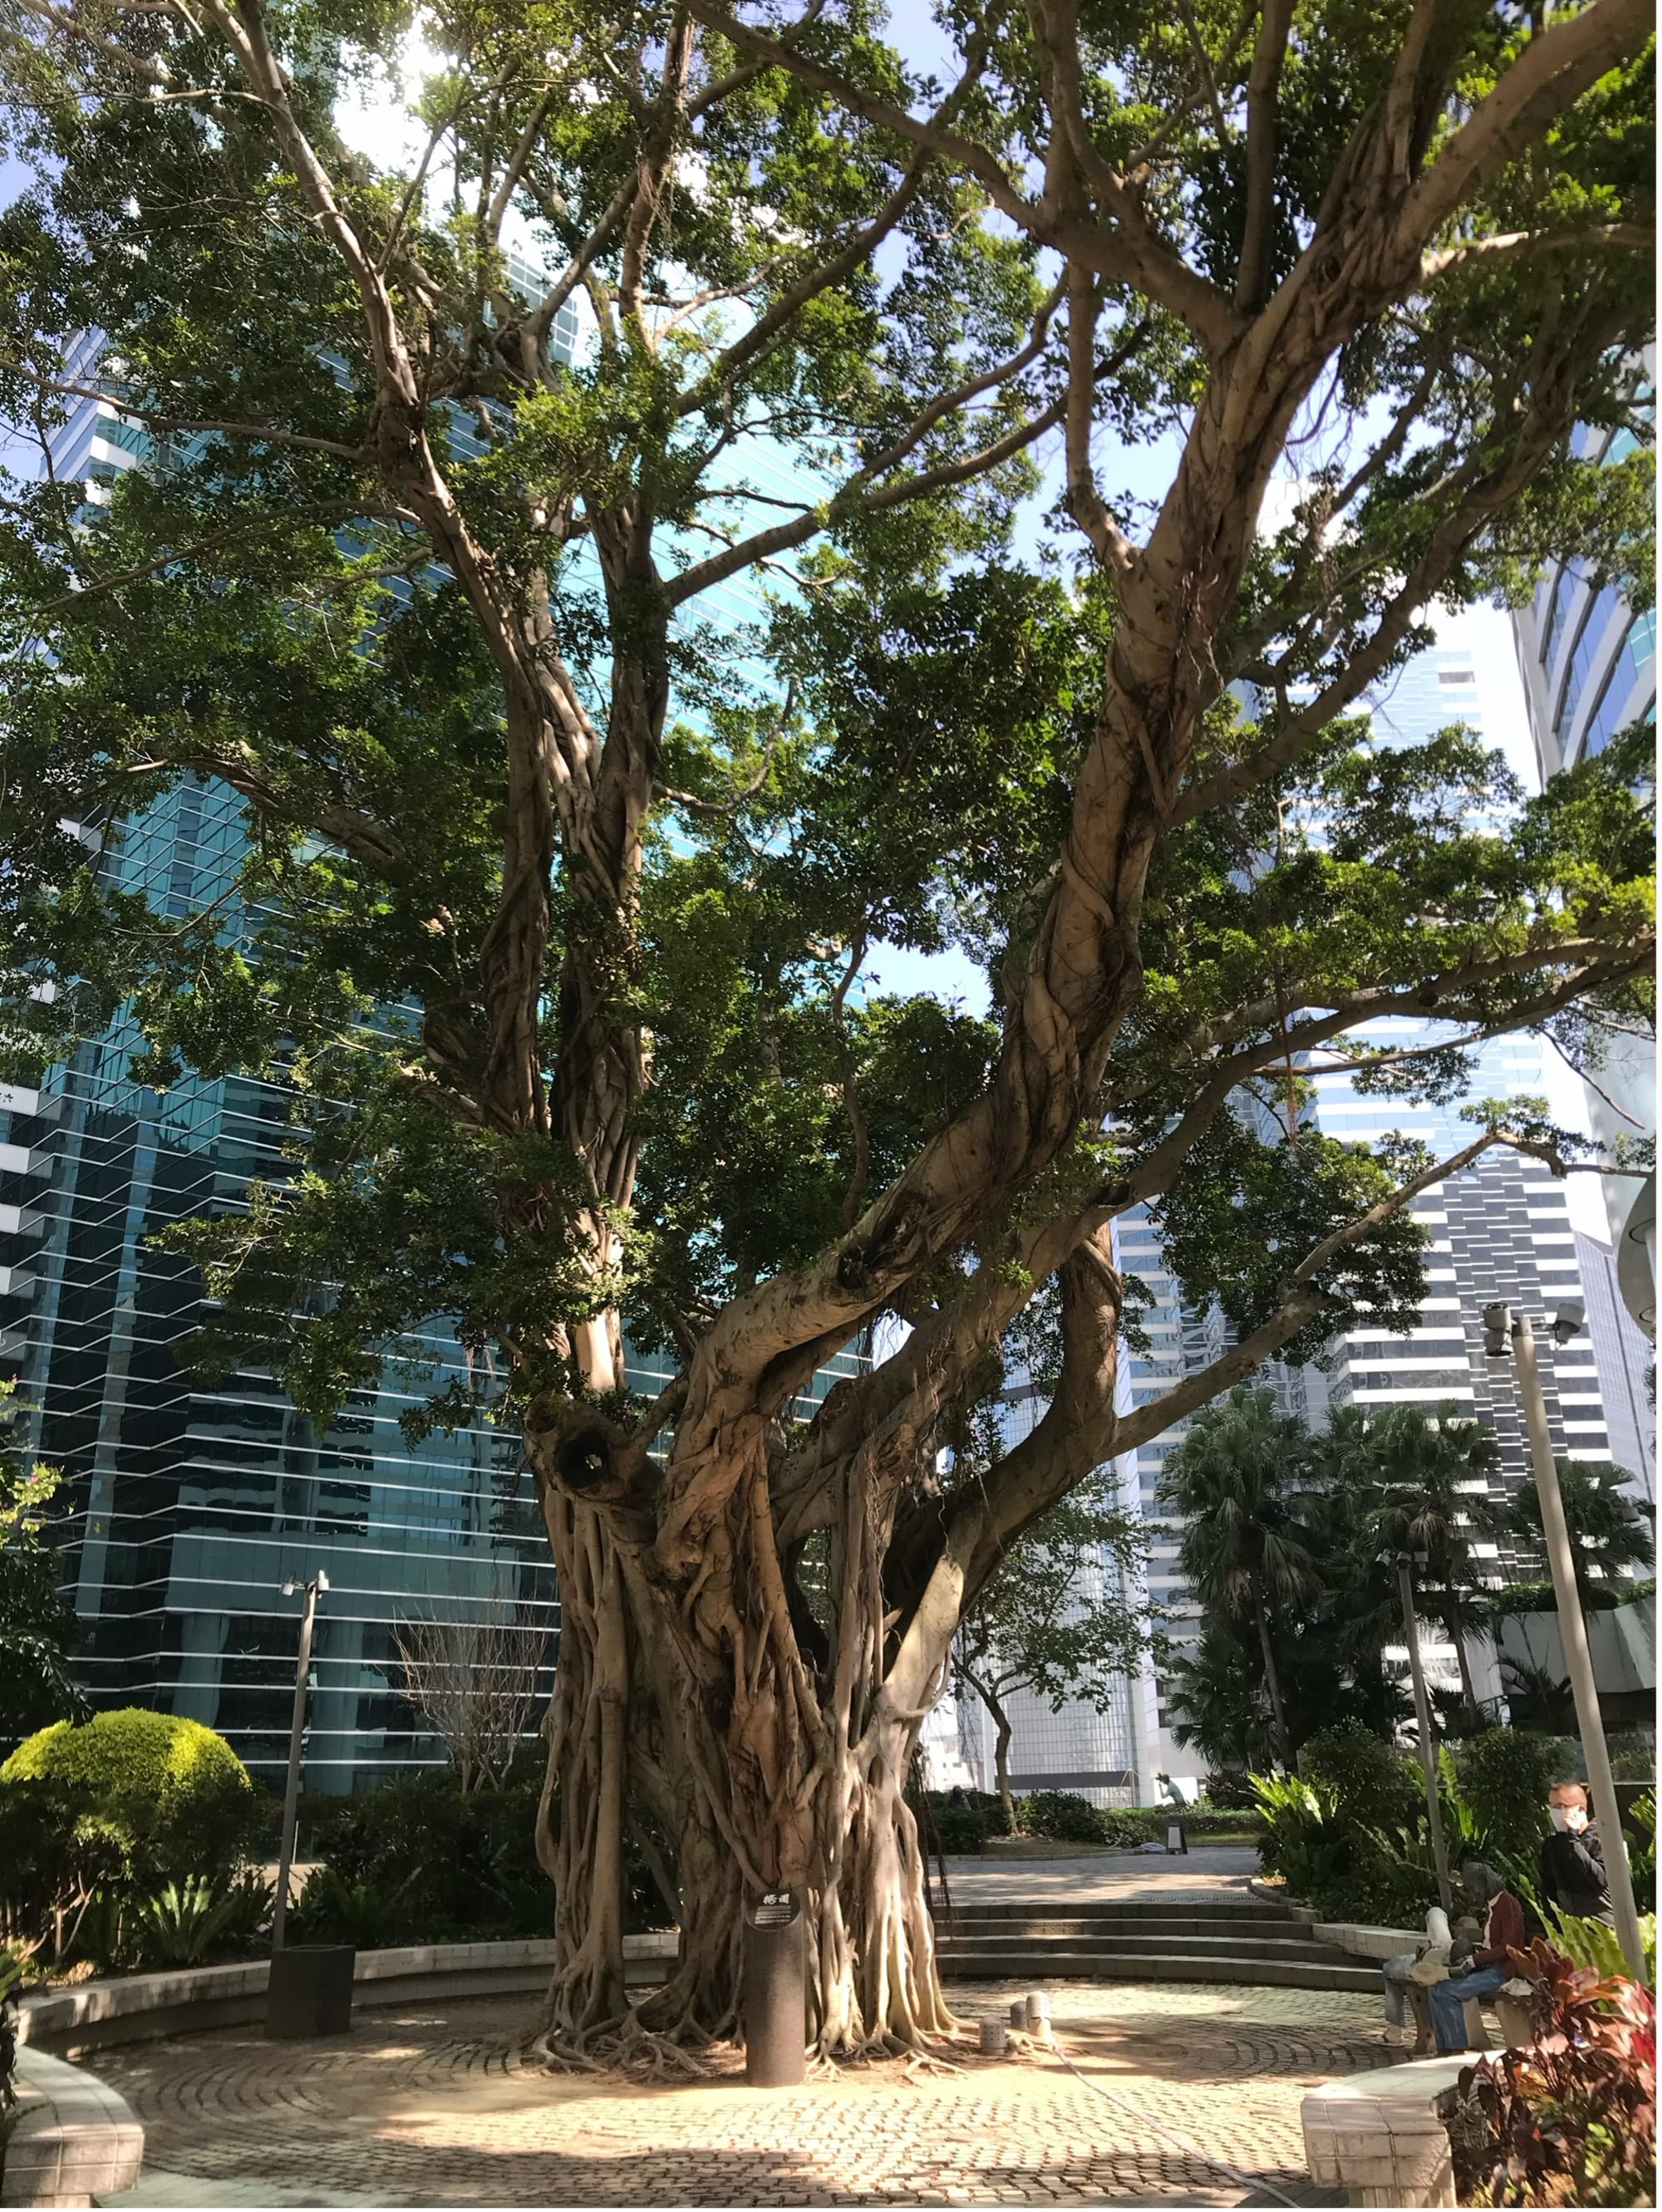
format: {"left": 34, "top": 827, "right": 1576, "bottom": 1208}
{"left": 1482, "top": 1300, "right": 1648, "bottom": 1980}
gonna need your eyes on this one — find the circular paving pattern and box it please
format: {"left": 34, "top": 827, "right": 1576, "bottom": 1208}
{"left": 95, "top": 1980, "right": 1398, "bottom": 2207}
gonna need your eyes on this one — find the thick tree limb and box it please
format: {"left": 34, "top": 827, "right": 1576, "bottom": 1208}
{"left": 1236, "top": 0, "right": 1295, "bottom": 309}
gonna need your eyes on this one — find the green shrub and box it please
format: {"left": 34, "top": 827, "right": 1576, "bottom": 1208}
{"left": 1451, "top": 1728, "right": 1557, "bottom": 1849}
{"left": 1015, "top": 1790, "right": 1103, "bottom": 1843}
{"left": 1202, "top": 1770, "right": 1255, "bottom": 1811}
{"left": 1298, "top": 1721, "right": 1423, "bottom": 1833}
{"left": 291, "top": 1865, "right": 419, "bottom": 1949}
{"left": 126, "top": 1870, "right": 273, "bottom": 1969}
{"left": 297, "top": 1771, "right": 593, "bottom": 1939}
{"left": 1, "top": 1711, "right": 256, "bottom": 1884}
{"left": 921, "top": 1796, "right": 986, "bottom": 1854}
{"left": 1251, "top": 1773, "right": 1350, "bottom": 1894}
{"left": 1625, "top": 1790, "right": 1655, "bottom": 1914}
{"left": 1545, "top": 1904, "right": 1658, "bottom": 1987}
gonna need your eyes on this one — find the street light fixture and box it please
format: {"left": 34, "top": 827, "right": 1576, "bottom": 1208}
{"left": 273, "top": 1570, "right": 329, "bottom": 1952}
{"left": 1481, "top": 1301, "right": 1647, "bottom": 1979}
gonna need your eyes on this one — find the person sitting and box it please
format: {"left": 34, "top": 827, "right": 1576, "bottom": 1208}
{"left": 1538, "top": 1778, "right": 1616, "bottom": 1928}
{"left": 1428, "top": 1862, "right": 1526, "bottom": 2053}
{"left": 1380, "top": 1905, "right": 1452, "bottom": 2050}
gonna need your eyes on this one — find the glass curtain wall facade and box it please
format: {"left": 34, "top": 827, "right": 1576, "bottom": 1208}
{"left": 1510, "top": 350, "right": 1656, "bottom": 1333}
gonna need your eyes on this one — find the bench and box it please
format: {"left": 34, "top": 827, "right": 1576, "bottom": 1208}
{"left": 0, "top": 2047, "right": 144, "bottom": 2209}
{"left": 1301, "top": 2054, "right": 1467, "bottom": 2208}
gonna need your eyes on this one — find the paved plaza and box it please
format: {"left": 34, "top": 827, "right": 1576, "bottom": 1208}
{"left": 936, "top": 1846, "right": 1263, "bottom": 1904}
{"left": 98, "top": 1974, "right": 1394, "bottom": 2208}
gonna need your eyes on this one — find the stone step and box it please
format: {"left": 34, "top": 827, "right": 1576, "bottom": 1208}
{"left": 934, "top": 1905, "right": 1295, "bottom": 1927}
{"left": 936, "top": 1929, "right": 1360, "bottom": 1969}
{"left": 936, "top": 1897, "right": 1288, "bottom": 1918}
{"left": 936, "top": 1945, "right": 1379, "bottom": 1992}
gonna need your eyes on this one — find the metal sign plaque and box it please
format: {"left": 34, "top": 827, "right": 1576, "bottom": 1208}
{"left": 752, "top": 1889, "right": 799, "bottom": 1928}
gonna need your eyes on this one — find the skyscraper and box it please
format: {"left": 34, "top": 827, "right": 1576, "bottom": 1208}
{"left": 1510, "top": 355, "right": 1656, "bottom": 1335}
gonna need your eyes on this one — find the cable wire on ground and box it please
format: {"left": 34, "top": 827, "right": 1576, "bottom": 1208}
{"left": 1048, "top": 2033, "right": 1303, "bottom": 2208}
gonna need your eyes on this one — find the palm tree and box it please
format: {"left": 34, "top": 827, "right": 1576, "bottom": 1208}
{"left": 1163, "top": 1618, "right": 1276, "bottom": 1772}
{"left": 1503, "top": 1460, "right": 1655, "bottom": 1610}
{"left": 1353, "top": 1403, "right": 1503, "bottom": 1712}
{"left": 1158, "top": 1387, "right": 1317, "bottom": 1770}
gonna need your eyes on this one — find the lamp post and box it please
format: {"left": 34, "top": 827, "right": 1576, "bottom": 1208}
{"left": 273, "top": 1570, "right": 328, "bottom": 1952}
{"left": 1395, "top": 1553, "right": 1454, "bottom": 1915}
{"left": 1482, "top": 1300, "right": 1647, "bottom": 1980}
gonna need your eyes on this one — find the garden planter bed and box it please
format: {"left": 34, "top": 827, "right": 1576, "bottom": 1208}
{"left": 15, "top": 1933, "right": 679, "bottom": 2057}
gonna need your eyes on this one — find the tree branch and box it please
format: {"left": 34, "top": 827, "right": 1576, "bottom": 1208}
{"left": 1420, "top": 222, "right": 1655, "bottom": 282}
{"left": 1236, "top": 0, "right": 1294, "bottom": 309}
{"left": 681, "top": 0, "right": 1243, "bottom": 354}
{"left": 1396, "top": 0, "right": 1653, "bottom": 259}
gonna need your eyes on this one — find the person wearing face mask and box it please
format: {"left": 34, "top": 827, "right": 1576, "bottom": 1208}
{"left": 1538, "top": 1778, "right": 1615, "bottom": 1928}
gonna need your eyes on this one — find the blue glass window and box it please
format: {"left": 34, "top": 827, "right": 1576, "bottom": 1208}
{"left": 1555, "top": 583, "right": 1621, "bottom": 737}
{"left": 1581, "top": 612, "right": 1658, "bottom": 760}
{"left": 1541, "top": 559, "right": 1584, "bottom": 668}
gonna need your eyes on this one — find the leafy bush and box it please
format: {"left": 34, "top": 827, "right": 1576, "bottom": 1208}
{"left": 1, "top": 1946, "right": 21, "bottom": 2111}
{"left": 0, "top": 1772, "right": 129, "bottom": 1971}
{"left": 1297, "top": 1720, "right": 1422, "bottom": 1833}
{"left": 1251, "top": 1774, "right": 1346, "bottom": 1891}
{"left": 1014, "top": 1790, "right": 1103, "bottom": 1843}
{"left": 1252, "top": 1770, "right": 1434, "bottom": 1924}
{"left": 308, "top": 1772, "right": 557, "bottom": 1938}
{"left": 1453, "top": 1730, "right": 1557, "bottom": 1851}
{"left": 291, "top": 1865, "right": 419, "bottom": 1949}
{"left": 922, "top": 1797, "right": 986, "bottom": 1854}
{"left": 1449, "top": 1942, "right": 1655, "bottom": 2207}
{"left": 1625, "top": 1791, "right": 1655, "bottom": 1911}
{"left": 1202, "top": 1770, "right": 1254, "bottom": 1811}
{"left": 1546, "top": 1905, "right": 1658, "bottom": 1988}
{"left": 127, "top": 1871, "right": 273, "bottom": 1969}
{"left": 1, "top": 1711, "right": 256, "bottom": 1885}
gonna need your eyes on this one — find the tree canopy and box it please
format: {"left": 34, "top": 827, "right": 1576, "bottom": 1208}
{"left": 0, "top": 0, "right": 1652, "bottom": 2058}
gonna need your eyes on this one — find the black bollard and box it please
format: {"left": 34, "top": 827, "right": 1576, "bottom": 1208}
{"left": 743, "top": 1889, "right": 806, "bottom": 2087}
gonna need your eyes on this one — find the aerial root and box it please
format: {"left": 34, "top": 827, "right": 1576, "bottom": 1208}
{"left": 530, "top": 2011, "right": 730, "bottom": 2082}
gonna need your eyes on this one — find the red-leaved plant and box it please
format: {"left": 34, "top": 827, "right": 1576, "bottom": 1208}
{"left": 1449, "top": 1939, "right": 1656, "bottom": 2207}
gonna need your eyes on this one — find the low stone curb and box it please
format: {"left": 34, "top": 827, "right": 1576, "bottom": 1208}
{"left": 17, "top": 1933, "right": 679, "bottom": 2057}
{"left": 0, "top": 2047, "right": 144, "bottom": 2209}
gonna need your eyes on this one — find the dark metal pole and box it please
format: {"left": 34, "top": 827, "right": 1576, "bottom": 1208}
{"left": 1512, "top": 1312, "right": 1647, "bottom": 1979}
{"left": 272, "top": 1579, "right": 319, "bottom": 1953}
{"left": 1397, "top": 1557, "right": 1454, "bottom": 1915}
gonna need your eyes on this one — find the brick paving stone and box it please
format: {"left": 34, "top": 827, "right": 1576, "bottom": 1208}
{"left": 96, "top": 1979, "right": 1391, "bottom": 2209}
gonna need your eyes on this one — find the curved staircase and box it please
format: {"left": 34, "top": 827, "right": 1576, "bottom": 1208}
{"left": 930, "top": 1891, "right": 1378, "bottom": 1992}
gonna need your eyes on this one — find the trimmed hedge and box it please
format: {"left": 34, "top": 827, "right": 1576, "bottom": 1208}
{"left": 1, "top": 1709, "right": 256, "bottom": 1882}
{"left": 922, "top": 1788, "right": 1263, "bottom": 1852}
